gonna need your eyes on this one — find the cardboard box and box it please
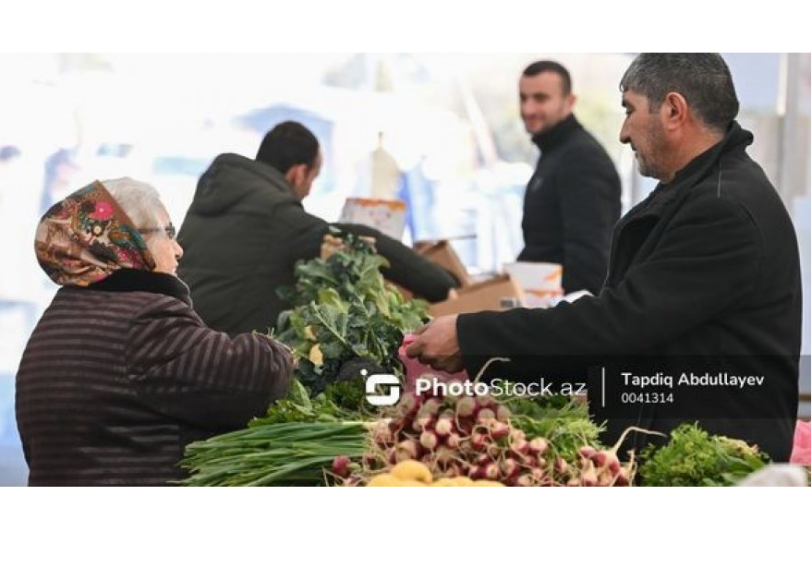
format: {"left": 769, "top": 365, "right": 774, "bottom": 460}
{"left": 429, "top": 274, "right": 524, "bottom": 317}
{"left": 414, "top": 239, "right": 471, "bottom": 288}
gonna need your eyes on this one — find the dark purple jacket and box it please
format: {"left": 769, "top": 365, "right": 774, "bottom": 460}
{"left": 16, "top": 269, "right": 292, "bottom": 486}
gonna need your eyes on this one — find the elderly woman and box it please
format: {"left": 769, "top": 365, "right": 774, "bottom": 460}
{"left": 16, "top": 178, "right": 292, "bottom": 486}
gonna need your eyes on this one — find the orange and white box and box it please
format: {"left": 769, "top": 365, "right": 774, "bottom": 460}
{"left": 339, "top": 198, "right": 407, "bottom": 240}
{"left": 502, "top": 261, "right": 564, "bottom": 308}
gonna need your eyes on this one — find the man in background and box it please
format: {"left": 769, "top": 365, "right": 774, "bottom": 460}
{"left": 518, "top": 60, "right": 621, "bottom": 295}
{"left": 178, "top": 121, "right": 458, "bottom": 337}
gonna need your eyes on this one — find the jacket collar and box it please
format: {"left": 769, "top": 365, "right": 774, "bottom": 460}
{"left": 532, "top": 113, "right": 581, "bottom": 153}
{"left": 191, "top": 153, "right": 300, "bottom": 216}
{"left": 86, "top": 268, "right": 192, "bottom": 306}
{"left": 222, "top": 153, "right": 298, "bottom": 199}
{"left": 629, "top": 121, "right": 753, "bottom": 219}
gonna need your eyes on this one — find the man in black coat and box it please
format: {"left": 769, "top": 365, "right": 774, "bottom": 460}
{"left": 518, "top": 61, "right": 621, "bottom": 294}
{"left": 177, "top": 121, "right": 458, "bottom": 337}
{"left": 408, "top": 54, "right": 801, "bottom": 462}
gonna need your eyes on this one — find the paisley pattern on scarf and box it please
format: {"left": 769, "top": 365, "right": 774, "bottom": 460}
{"left": 35, "top": 180, "right": 155, "bottom": 286}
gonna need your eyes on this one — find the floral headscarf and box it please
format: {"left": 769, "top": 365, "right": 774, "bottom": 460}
{"left": 35, "top": 180, "right": 155, "bottom": 286}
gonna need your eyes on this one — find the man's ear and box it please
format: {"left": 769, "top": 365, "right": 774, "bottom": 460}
{"left": 285, "top": 164, "right": 306, "bottom": 188}
{"left": 662, "top": 92, "right": 689, "bottom": 131}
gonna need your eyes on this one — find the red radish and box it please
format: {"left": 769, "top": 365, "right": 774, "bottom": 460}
{"left": 515, "top": 474, "right": 533, "bottom": 487}
{"left": 435, "top": 416, "right": 455, "bottom": 437}
{"left": 615, "top": 468, "right": 630, "bottom": 487}
{"left": 495, "top": 404, "right": 512, "bottom": 421}
{"left": 592, "top": 450, "right": 621, "bottom": 474}
{"left": 510, "top": 428, "right": 527, "bottom": 441}
{"left": 567, "top": 478, "right": 581, "bottom": 487}
{"left": 476, "top": 408, "right": 496, "bottom": 423}
{"left": 445, "top": 433, "right": 461, "bottom": 449}
{"left": 420, "top": 430, "right": 438, "bottom": 451}
{"left": 529, "top": 437, "right": 549, "bottom": 455}
{"left": 486, "top": 442, "right": 502, "bottom": 458}
{"left": 396, "top": 392, "right": 421, "bottom": 416}
{"left": 395, "top": 439, "right": 419, "bottom": 462}
{"left": 555, "top": 457, "right": 568, "bottom": 474}
{"left": 446, "top": 464, "right": 464, "bottom": 478}
{"left": 581, "top": 461, "right": 598, "bottom": 487}
{"left": 530, "top": 468, "right": 546, "bottom": 481}
{"left": 520, "top": 454, "right": 538, "bottom": 468}
{"left": 371, "top": 422, "right": 392, "bottom": 445}
{"left": 501, "top": 458, "right": 520, "bottom": 478}
{"left": 455, "top": 396, "right": 478, "bottom": 418}
{"left": 595, "top": 425, "right": 665, "bottom": 486}
{"left": 484, "top": 463, "right": 501, "bottom": 480}
{"left": 510, "top": 438, "right": 530, "bottom": 456}
{"left": 469, "top": 465, "right": 485, "bottom": 480}
{"left": 413, "top": 414, "right": 433, "bottom": 432}
{"left": 476, "top": 454, "right": 492, "bottom": 466}
{"left": 597, "top": 469, "right": 614, "bottom": 487}
{"left": 332, "top": 455, "right": 351, "bottom": 478}
{"left": 418, "top": 397, "right": 443, "bottom": 417}
{"left": 471, "top": 432, "right": 488, "bottom": 451}
{"left": 488, "top": 421, "right": 511, "bottom": 441}
{"left": 578, "top": 445, "right": 597, "bottom": 460}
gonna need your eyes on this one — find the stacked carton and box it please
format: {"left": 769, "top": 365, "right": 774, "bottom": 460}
{"left": 413, "top": 240, "right": 525, "bottom": 317}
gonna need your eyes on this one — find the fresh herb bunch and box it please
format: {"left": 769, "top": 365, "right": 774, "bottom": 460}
{"left": 274, "top": 228, "right": 428, "bottom": 394}
{"left": 180, "top": 421, "right": 368, "bottom": 486}
{"left": 250, "top": 378, "right": 372, "bottom": 425}
{"left": 506, "top": 396, "right": 606, "bottom": 459}
{"left": 639, "top": 423, "right": 768, "bottom": 486}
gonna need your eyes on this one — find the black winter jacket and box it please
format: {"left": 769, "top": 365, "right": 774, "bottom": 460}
{"left": 178, "top": 154, "right": 458, "bottom": 336}
{"left": 460, "top": 122, "right": 801, "bottom": 461}
{"left": 519, "top": 114, "right": 621, "bottom": 294}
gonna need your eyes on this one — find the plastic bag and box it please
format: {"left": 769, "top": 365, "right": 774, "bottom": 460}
{"left": 398, "top": 333, "right": 468, "bottom": 392}
{"left": 790, "top": 420, "right": 811, "bottom": 466}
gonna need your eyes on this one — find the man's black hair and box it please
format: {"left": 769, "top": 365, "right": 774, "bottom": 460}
{"left": 522, "top": 60, "right": 572, "bottom": 96}
{"left": 256, "top": 121, "right": 319, "bottom": 174}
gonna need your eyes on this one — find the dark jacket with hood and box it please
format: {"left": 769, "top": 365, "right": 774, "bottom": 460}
{"left": 16, "top": 181, "right": 292, "bottom": 486}
{"left": 519, "top": 114, "right": 621, "bottom": 294}
{"left": 459, "top": 122, "right": 801, "bottom": 461}
{"left": 177, "top": 153, "right": 458, "bottom": 337}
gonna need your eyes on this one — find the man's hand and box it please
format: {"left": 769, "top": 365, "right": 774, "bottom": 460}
{"left": 405, "top": 315, "right": 464, "bottom": 373}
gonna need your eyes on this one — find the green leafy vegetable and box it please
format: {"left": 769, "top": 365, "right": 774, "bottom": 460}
{"left": 639, "top": 423, "right": 768, "bottom": 486}
{"left": 274, "top": 228, "right": 428, "bottom": 395}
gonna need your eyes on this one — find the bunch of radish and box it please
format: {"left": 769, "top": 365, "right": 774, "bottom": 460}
{"left": 336, "top": 389, "right": 639, "bottom": 487}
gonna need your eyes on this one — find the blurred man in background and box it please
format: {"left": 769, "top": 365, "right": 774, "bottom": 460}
{"left": 518, "top": 60, "right": 621, "bottom": 295}
{"left": 178, "top": 121, "right": 458, "bottom": 337}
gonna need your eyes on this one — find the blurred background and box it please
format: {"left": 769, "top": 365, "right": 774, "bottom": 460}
{"left": 1, "top": 52, "right": 809, "bottom": 485}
